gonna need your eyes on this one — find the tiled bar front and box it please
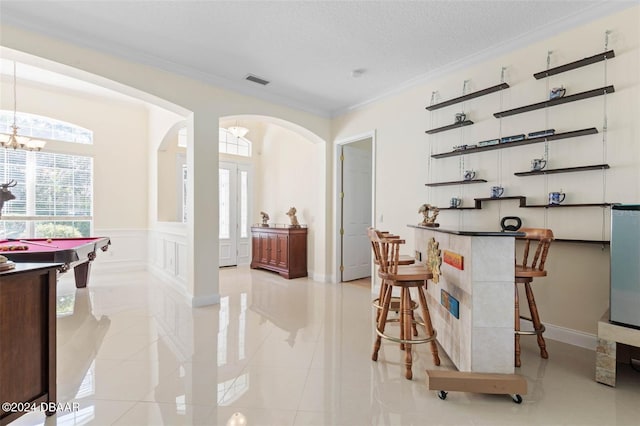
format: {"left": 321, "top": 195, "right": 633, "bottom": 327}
{"left": 410, "top": 225, "right": 518, "bottom": 374}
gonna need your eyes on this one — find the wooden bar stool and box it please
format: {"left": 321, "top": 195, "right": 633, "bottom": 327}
{"left": 514, "top": 228, "right": 554, "bottom": 367}
{"left": 376, "top": 231, "right": 416, "bottom": 265}
{"left": 369, "top": 229, "right": 440, "bottom": 379}
{"left": 368, "top": 228, "right": 418, "bottom": 337}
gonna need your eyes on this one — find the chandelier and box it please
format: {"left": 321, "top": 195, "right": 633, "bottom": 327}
{"left": 0, "top": 61, "right": 46, "bottom": 151}
{"left": 227, "top": 122, "right": 248, "bottom": 138}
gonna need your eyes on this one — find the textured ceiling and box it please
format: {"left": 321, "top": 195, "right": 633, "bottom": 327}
{"left": 0, "top": 1, "right": 633, "bottom": 116}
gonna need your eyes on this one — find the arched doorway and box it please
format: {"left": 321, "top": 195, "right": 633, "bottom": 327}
{"left": 219, "top": 115, "right": 327, "bottom": 278}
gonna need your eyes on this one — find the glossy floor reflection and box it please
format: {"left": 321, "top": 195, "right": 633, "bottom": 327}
{"left": 10, "top": 266, "right": 640, "bottom": 425}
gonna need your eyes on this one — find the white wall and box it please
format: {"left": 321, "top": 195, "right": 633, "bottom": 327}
{"left": 255, "top": 123, "right": 326, "bottom": 280}
{"left": 332, "top": 7, "right": 640, "bottom": 338}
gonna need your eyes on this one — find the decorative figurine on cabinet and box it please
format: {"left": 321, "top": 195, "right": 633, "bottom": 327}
{"left": 286, "top": 207, "right": 300, "bottom": 227}
{"left": 260, "top": 211, "right": 270, "bottom": 226}
{"left": 418, "top": 203, "right": 440, "bottom": 227}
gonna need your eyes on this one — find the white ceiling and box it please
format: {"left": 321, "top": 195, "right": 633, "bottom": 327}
{"left": 0, "top": 1, "right": 635, "bottom": 117}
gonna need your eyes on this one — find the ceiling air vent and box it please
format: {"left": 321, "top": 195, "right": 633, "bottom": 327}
{"left": 245, "top": 74, "right": 270, "bottom": 86}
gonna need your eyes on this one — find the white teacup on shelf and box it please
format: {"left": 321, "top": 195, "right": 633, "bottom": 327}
{"left": 549, "top": 191, "right": 566, "bottom": 205}
{"left": 490, "top": 186, "right": 504, "bottom": 199}
{"left": 531, "top": 158, "right": 547, "bottom": 171}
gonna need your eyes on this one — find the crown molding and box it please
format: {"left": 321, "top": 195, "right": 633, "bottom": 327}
{"left": 0, "top": 16, "right": 332, "bottom": 118}
{"left": 333, "top": 1, "right": 637, "bottom": 118}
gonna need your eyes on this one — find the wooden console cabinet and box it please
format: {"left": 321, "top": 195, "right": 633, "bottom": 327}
{"left": 250, "top": 225, "right": 307, "bottom": 279}
{"left": 1, "top": 263, "right": 60, "bottom": 425}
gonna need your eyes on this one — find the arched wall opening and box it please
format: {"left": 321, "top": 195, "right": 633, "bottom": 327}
{"left": 218, "top": 114, "right": 329, "bottom": 281}
{"left": 156, "top": 120, "right": 188, "bottom": 223}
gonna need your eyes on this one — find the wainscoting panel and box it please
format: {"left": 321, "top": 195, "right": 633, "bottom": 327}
{"left": 92, "top": 228, "right": 147, "bottom": 273}
{"left": 148, "top": 224, "right": 188, "bottom": 294}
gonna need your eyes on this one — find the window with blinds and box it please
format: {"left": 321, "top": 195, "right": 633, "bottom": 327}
{"left": 34, "top": 152, "right": 92, "bottom": 216}
{"left": 0, "top": 150, "right": 93, "bottom": 239}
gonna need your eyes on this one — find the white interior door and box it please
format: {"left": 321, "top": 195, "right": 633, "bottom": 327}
{"left": 341, "top": 142, "right": 372, "bottom": 281}
{"left": 219, "top": 161, "right": 251, "bottom": 267}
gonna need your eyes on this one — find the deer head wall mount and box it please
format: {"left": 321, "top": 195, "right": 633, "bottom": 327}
{"left": 0, "top": 180, "right": 17, "bottom": 217}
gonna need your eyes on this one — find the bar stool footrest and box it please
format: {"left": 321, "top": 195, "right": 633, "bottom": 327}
{"left": 375, "top": 326, "right": 436, "bottom": 345}
{"left": 372, "top": 297, "right": 418, "bottom": 312}
{"left": 515, "top": 315, "right": 546, "bottom": 335}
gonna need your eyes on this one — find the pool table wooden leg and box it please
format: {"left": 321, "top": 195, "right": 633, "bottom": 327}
{"left": 73, "top": 261, "right": 91, "bottom": 288}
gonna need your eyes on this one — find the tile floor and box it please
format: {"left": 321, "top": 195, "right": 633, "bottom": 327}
{"left": 9, "top": 266, "right": 640, "bottom": 425}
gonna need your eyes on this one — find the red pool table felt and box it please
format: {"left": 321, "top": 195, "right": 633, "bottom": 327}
{"left": 0, "top": 237, "right": 110, "bottom": 287}
{"left": 0, "top": 237, "right": 109, "bottom": 256}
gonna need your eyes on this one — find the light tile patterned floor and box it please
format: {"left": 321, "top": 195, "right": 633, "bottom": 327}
{"left": 9, "top": 266, "right": 640, "bottom": 425}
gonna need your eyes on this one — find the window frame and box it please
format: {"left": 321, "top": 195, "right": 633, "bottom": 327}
{"left": 0, "top": 110, "right": 95, "bottom": 238}
{"left": 219, "top": 128, "right": 252, "bottom": 157}
{"left": 0, "top": 110, "right": 94, "bottom": 145}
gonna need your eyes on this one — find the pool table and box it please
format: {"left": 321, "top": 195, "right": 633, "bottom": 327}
{"left": 0, "top": 237, "right": 110, "bottom": 288}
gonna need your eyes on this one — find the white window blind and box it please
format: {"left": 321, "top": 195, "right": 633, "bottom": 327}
{"left": 34, "top": 152, "right": 92, "bottom": 217}
{"left": 0, "top": 150, "right": 93, "bottom": 238}
{"left": 0, "top": 149, "right": 27, "bottom": 215}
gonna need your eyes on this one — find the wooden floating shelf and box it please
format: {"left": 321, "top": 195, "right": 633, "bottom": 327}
{"left": 425, "top": 179, "right": 487, "bottom": 187}
{"left": 474, "top": 196, "right": 527, "bottom": 209}
{"left": 493, "top": 85, "right": 615, "bottom": 118}
{"left": 438, "top": 207, "right": 477, "bottom": 210}
{"left": 438, "top": 197, "right": 615, "bottom": 211}
{"left": 524, "top": 203, "right": 612, "bottom": 208}
{"left": 534, "top": 50, "right": 615, "bottom": 79}
{"left": 431, "top": 128, "right": 598, "bottom": 159}
{"left": 426, "top": 120, "right": 474, "bottom": 134}
{"left": 515, "top": 164, "right": 610, "bottom": 177}
{"left": 554, "top": 239, "right": 610, "bottom": 245}
{"left": 426, "top": 83, "right": 510, "bottom": 111}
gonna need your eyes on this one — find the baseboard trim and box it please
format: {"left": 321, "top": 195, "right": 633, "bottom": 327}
{"left": 191, "top": 293, "right": 220, "bottom": 308}
{"left": 311, "top": 272, "right": 327, "bottom": 283}
{"left": 92, "top": 260, "right": 146, "bottom": 273}
{"left": 148, "top": 264, "right": 188, "bottom": 294}
{"left": 148, "top": 264, "right": 219, "bottom": 307}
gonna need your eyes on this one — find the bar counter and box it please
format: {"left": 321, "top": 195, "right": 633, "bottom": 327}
{"left": 408, "top": 224, "right": 523, "bottom": 374}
